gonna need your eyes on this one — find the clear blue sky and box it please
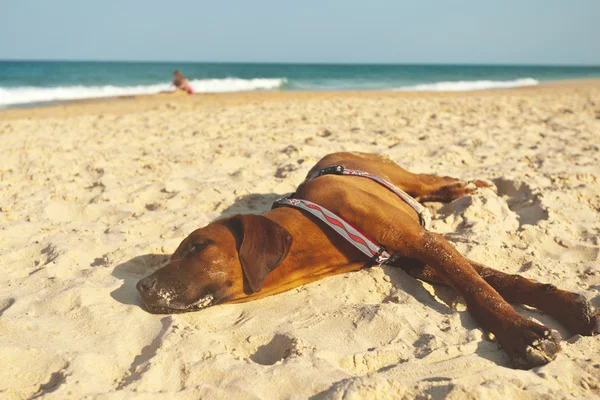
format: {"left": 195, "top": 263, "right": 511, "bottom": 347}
{"left": 0, "top": 0, "right": 598, "bottom": 65}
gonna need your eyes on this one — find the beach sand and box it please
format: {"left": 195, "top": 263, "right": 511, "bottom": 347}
{"left": 1, "top": 81, "right": 600, "bottom": 399}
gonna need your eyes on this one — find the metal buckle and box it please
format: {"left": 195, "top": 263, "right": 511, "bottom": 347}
{"left": 316, "top": 165, "right": 345, "bottom": 177}
{"left": 271, "top": 193, "right": 294, "bottom": 209}
{"left": 371, "top": 247, "right": 390, "bottom": 265}
{"left": 418, "top": 208, "right": 431, "bottom": 229}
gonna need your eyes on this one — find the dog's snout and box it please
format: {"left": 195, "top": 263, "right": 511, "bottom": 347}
{"left": 137, "top": 277, "right": 157, "bottom": 294}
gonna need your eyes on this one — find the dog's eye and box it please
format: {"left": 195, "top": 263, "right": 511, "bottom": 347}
{"left": 191, "top": 242, "right": 207, "bottom": 253}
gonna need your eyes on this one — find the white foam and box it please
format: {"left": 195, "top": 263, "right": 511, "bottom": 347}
{"left": 0, "top": 78, "right": 286, "bottom": 107}
{"left": 394, "top": 78, "right": 539, "bottom": 92}
{"left": 188, "top": 78, "right": 286, "bottom": 92}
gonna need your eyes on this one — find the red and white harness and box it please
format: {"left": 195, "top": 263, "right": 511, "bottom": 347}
{"left": 272, "top": 165, "right": 431, "bottom": 265}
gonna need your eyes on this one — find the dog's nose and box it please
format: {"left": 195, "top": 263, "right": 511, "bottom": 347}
{"left": 137, "top": 277, "right": 157, "bottom": 294}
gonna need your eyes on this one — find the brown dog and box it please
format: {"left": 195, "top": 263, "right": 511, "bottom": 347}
{"left": 137, "top": 152, "right": 599, "bottom": 369}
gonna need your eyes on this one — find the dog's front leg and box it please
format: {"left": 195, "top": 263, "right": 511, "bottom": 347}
{"left": 399, "top": 258, "right": 599, "bottom": 336}
{"left": 387, "top": 228, "right": 562, "bottom": 369}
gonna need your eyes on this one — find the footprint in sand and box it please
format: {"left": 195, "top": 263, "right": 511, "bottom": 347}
{"left": 493, "top": 178, "right": 548, "bottom": 227}
{"left": 248, "top": 334, "right": 302, "bottom": 365}
{"left": 0, "top": 297, "right": 15, "bottom": 316}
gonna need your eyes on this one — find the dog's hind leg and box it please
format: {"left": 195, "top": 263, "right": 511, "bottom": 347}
{"left": 308, "top": 152, "right": 492, "bottom": 203}
{"left": 411, "top": 176, "right": 493, "bottom": 203}
{"left": 384, "top": 168, "right": 493, "bottom": 203}
{"left": 398, "top": 259, "right": 599, "bottom": 336}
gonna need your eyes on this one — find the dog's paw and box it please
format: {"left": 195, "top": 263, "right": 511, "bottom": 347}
{"left": 417, "top": 179, "right": 495, "bottom": 203}
{"left": 534, "top": 285, "right": 599, "bottom": 336}
{"left": 469, "top": 179, "right": 497, "bottom": 193}
{"left": 586, "top": 309, "right": 600, "bottom": 336}
{"left": 498, "top": 318, "right": 562, "bottom": 369}
{"left": 559, "top": 293, "right": 599, "bottom": 336}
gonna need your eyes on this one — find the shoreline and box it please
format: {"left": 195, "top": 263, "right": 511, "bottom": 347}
{"left": 2, "top": 77, "right": 600, "bottom": 120}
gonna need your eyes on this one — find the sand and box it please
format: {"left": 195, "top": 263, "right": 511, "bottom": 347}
{"left": 1, "top": 81, "right": 600, "bottom": 399}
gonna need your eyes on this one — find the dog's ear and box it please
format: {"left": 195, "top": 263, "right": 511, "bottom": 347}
{"left": 231, "top": 214, "right": 293, "bottom": 293}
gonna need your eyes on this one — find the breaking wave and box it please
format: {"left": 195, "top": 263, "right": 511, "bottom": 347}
{"left": 394, "top": 78, "right": 539, "bottom": 92}
{"left": 0, "top": 78, "right": 287, "bottom": 106}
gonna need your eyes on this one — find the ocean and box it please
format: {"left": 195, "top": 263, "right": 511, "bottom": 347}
{"left": 1, "top": 61, "right": 600, "bottom": 108}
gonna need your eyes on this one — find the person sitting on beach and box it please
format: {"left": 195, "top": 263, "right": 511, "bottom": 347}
{"left": 172, "top": 70, "right": 195, "bottom": 94}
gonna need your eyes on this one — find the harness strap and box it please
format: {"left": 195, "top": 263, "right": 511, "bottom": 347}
{"left": 273, "top": 197, "right": 394, "bottom": 265}
{"left": 309, "top": 165, "right": 432, "bottom": 229}
{"left": 272, "top": 164, "right": 431, "bottom": 266}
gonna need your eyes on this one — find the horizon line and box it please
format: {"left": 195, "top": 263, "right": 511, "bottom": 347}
{"left": 1, "top": 58, "right": 599, "bottom": 68}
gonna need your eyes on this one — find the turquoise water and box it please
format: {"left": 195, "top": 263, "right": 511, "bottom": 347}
{"left": 1, "top": 61, "right": 600, "bottom": 107}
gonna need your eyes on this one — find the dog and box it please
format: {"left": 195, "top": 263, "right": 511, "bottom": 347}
{"left": 137, "top": 152, "right": 598, "bottom": 369}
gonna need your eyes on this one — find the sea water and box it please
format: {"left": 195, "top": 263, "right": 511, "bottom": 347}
{"left": 1, "top": 61, "right": 599, "bottom": 107}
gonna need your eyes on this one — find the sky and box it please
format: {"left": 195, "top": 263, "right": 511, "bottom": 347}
{"left": 0, "top": 0, "right": 598, "bottom": 65}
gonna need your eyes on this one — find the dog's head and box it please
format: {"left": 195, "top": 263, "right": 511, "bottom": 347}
{"left": 136, "top": 214, "right": 293, "bottom": 313}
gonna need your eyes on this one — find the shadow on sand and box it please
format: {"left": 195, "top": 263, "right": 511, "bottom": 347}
{"left": 110, "top": 254, "right": 170, "bottom": 309}
{"left": 214, "top": 192, "right": 284, "bottom": 220}
{"left": 379, "top": 264, "right": 511, "bottom": 369}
